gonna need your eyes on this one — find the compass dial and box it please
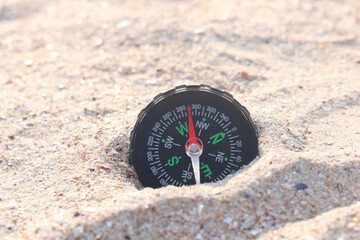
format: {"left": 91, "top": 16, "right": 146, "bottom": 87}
{"left": 130, "top": 85, "right": 258, "bottom": 188}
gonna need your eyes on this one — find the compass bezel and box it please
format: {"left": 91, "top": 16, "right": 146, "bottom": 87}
{"left": 130, "top": 85, "right": 258, "bottom": 188}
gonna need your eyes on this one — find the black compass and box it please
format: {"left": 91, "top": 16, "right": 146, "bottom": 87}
{"left": 130, "top": 85, "right": 258, "bottom": 188}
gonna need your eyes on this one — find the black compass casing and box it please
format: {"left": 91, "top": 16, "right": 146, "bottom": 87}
{"left": 130, "top": 85, "right": 258, "bottom": 188}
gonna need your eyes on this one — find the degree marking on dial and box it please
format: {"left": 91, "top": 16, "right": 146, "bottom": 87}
{"left": 201, "top": 106, "right": 205, "bottom": 116}
{"left": 150, "top": 160, "right": 160, "bottom": 165}
{"left": 172, "top": 110, "right": 179, "bottom": 120}
{"left": 223, "top": 121, "right": 231, "bottom": 129}
{"left": 148, "top": 147, "right": 158, "bottom": 150}
{"left": 165, "top": 175, "right": 171, "bottom": 182}
{"left": 152, "top": 133, "right": 161, "bottom": 138}
{"left": 228, "top": 162, "right": 238, "bottom": 168}
{"left": 231, "top": 150, "right": 242, "bottom": 153}
{"left": 229, "top": 135, "right": 239, "bottom": 140}
{"left": 157, "top": 171, "right": 166, "bottom": 179}
{"left": 213, "top": 112, "right": 219, "bottom": 121}
{"left": 167, "top": 115, "right": 174, "bottom": 124}
{"left": 160, "top": 120, "right": 168, "bottom": 128}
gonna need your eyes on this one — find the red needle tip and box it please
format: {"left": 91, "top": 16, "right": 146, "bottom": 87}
{"left": 187, "top": 106, "right": 196, "bottom": 140}
{"left": 185, "top": 106, "right": 204, "bottom": 153}
{"left": 185, "top": 106, "right": 204, "bottom": 152}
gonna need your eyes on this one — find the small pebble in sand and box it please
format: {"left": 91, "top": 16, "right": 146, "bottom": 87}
{"left": 193, "top": 28, "right": 205, "bottom": 34}
{"left": 7, "top": 203, "right": 17, "bottom": 210}
{"left": 46, "top": 44, "right": 54, "bottom": 50}
{"left": 57, "top": 84, "right": 66, "bottom": 90}
{"left": 95, "top": 39, "right": 103, "bottom": 47}
{"left": 295, "top": 183, "right": 308, "bottom": 190}
{"left": 51, "top": 52, "right": 58, "bottom": 59}
{"left": 145, "top": 79, "right": 158, "bottom": 85}
{"left": 24, "top": 59, "right": 33, "bottom": 66}
{"left": 241, "top": 71, "right": 249, "bottom": 78}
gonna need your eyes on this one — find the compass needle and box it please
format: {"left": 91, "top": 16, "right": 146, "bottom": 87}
{"left": 130, "top": 85, "right": 258, "bottom": 188}
{"left": 185, "top": 106, "right": 203, "bottom": 185}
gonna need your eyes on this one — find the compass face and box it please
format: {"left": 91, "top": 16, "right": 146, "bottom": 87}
{"left": 130, "top": 85, "right": 258, "bottom": 188}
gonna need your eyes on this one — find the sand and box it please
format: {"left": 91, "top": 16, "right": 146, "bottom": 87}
{"left": 0, "top": 0, "right": 360, "bottom": 239}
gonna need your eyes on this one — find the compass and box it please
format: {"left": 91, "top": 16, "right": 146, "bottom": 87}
{"left": 130, "top": 85, "right": 258, "bottom": 188}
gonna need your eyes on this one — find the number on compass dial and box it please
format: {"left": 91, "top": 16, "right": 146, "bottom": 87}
{"left": 130, "top": 85, "right": 258, "bottom": 188}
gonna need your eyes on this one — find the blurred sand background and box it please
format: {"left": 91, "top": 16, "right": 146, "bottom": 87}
{"left": 1, "top": 0, "right": 360, "bottom": 239}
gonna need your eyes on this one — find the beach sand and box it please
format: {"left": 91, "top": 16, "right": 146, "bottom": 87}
{"left": 0, "top": 0, "right": 359, "bottom": 239}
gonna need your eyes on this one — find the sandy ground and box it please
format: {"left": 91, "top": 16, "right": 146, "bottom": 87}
{"left": 1, "top": 0, "right": 360, "bottom": 239}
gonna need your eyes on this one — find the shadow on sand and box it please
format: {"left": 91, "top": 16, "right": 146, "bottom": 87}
{"left": 63, "top": 156, "right": 360, "bottom": 239}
